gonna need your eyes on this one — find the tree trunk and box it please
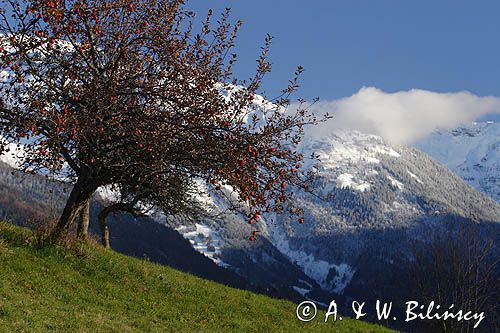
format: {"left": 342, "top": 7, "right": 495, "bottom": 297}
{"left": 77, "top": 199, "right": 90, "bottom": 240}
{"left": 98, "top": 208, "right": 110, "bottom": 249}
{"left": 51, "top": 177, "right": 97, "bottom": 242}
{"left": 97, "top": 202, "right": 143, "bottom": 249}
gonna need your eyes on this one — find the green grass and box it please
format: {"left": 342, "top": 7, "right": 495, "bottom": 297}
{"left": 0, "top": 222, "right": 392, "bottom": 332}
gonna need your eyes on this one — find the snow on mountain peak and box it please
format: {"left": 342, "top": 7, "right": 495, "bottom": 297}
{"left": 416, "top": 121, "right": 499, "bottom": 202}
{"left": 299, "top": 131, "right": 402, "bottom": 195}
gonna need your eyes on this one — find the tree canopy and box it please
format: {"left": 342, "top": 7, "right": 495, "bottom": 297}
{"left": 0, "top": 0, "right": 326, "bottom": 241}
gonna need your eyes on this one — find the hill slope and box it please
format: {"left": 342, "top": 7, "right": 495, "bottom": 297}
{"left": 0, "top": 160, "right": 315, "bottom": 304}
{"left": 0, "top": 222, "right": 390, "bottom": 333}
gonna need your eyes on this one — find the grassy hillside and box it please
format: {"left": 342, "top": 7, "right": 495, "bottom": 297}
{"left": 0, "top": 222, "right": 391, "bottom": 332}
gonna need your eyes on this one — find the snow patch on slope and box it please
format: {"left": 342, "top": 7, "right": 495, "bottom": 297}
{"left": 336, "top": 173, "right": 370, "bottom": 192}
{"left": 95, "top": 185, "right": 120, "bottom": 203}
{"left": 268, "top": 224, "right": 355, "bottom": 294}
{"left": 407, "top": 170, "right": 422, "bottom": 183}
{"left": 176, "top": 223, "right": 229, "bottom": 268}
{"left": 387, "top": 175, "right": 404, "bottom": 190}
{"left": 293, "top": 286, "right": 311, "bottom": 297}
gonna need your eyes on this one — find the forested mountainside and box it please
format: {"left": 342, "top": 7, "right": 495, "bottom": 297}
{"left": 169, "top": 131, "right": 499, "bottom": 301}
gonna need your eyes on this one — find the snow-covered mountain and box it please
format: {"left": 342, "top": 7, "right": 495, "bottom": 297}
{"left": 2, "top": 127, "right": 499, "bottom": 313}
{"left": 171, "top": 130, "right": 500, "bottom": 305}
{"left": 416, "top": 121, "right": 499, "bottom": 202}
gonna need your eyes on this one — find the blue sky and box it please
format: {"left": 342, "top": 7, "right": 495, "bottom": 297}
{"left": 3, "top": 0, "right": 499, "bottom": 135}
{"left": 187, "top": 1, "right": 500, "bottom": 101}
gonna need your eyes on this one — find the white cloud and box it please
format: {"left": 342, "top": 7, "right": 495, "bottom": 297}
{"left": 305, "top": 87, "right": 500, "bottom": 144}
